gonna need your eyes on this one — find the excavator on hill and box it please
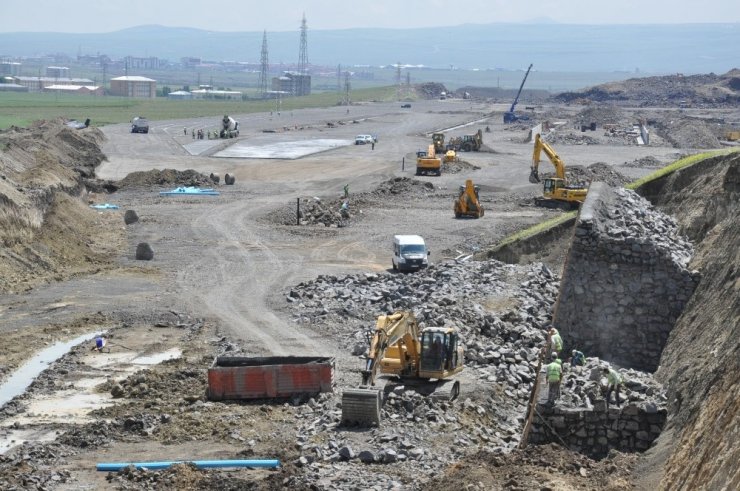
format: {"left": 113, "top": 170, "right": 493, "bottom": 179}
{"left": 454, "top": 179, "right": 484, "bottom": 218}
{"left": 529, "top": 133, "right": 588, "bottom": 209}
{"left": 341, "top": 311, "right": 464, "bottom": 426}
{"left": 503, "top": 64, "right": 533, "bottom": 124}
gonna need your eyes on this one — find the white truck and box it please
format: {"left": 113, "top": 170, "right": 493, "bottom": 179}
{"left": 220, "top": 115, "right": 240, "bottom": 138}
{"left": 392, "top": 235, "right": 430, "bottom": 272}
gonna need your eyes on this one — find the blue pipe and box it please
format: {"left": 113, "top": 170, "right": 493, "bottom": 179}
{"left": 96, "top": 459, "right": 280, "bottom": 472}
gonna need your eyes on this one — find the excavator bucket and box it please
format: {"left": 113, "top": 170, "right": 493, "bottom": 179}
{"left": 341, "top": 388, "right": 381, "bottom": 427}
{"left": 529, "top": 167, "right": 540, "bottom": 184}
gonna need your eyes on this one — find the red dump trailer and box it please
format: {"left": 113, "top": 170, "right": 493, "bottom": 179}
{"left": 207, "top": 356, "right": 334, "bottom": 401}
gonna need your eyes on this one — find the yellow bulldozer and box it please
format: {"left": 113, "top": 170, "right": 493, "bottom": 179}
{"left": 341, "top": 311, "right": 464, "bottom": 426}
{"left": 454, "top": 179, "right": 484, "bottom": 218}
{"left": 416, "top": 144, "right": 442, "bottom": 176}
{"left": 529, "top": 134, "right": 588, "bottom": 209}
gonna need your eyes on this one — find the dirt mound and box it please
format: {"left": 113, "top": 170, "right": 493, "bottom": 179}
{"left": 442, "top": 159, "right": 481, "bottom": 174}
{"left": 414, "top": 82, "right": 448, "bottom": 99}
{"left": 427, "top": 443, "right": 637, "bottom": 491}
{"left": 554, "top": 69, "right": 740, "bottom": 107}
{"left": 574, "top": 105, "right": 625, "bottom": 125}
{"left": 654, "top": 119, "right": 722, "bottom": 149}
{"left": 546, "top": 133, "right": 601, "bottom": 145}
{"left": 116, "top": 169, "right": 213, "bottom": 189}
{"left": 367, "top": 176, "right": 436, "bottom": 198}
{"left": 0, "top": 119, "right": 122, "bottom": 293}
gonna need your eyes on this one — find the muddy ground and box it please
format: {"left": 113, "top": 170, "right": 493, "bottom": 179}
{"left": 0, "top": 95, "right": 735, "bottom": 489}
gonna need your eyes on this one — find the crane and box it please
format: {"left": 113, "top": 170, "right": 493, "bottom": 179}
{"left": 503, "top": 64, "right": 533, "bottom": 124}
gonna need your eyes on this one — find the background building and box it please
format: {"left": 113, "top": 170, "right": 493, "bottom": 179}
{"left": 0, "top": 62, "right": 22, "bottom": 76}
{"left": 109, "top": 76, "right": 156, "bottom": 98}
{"left": 43, "top": 84, "right": 103, "bottom": 96}
{"left": 46, "top": 66, "right": 70, "bottom": 78}
{"left": 271, "top": 72, "right": 311, "bottom": 96}
{"left": 12, "top": 76, "right": 94, "bottom": 92}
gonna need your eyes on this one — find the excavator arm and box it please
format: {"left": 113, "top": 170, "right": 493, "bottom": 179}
{"left": 362, "top": 312, "right": 421, "bottom": 386}
{"left": 530, "top": 133, "right": 566, "bottom": 183}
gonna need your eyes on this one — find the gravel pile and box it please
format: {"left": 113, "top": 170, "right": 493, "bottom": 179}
{"left": 574, "top": 105, "right": 625, "bottom": 125}
{"left": 622, "top": 156, "right": 663, "bottom": 168}
{"left": 441, "top": 159, "right": 480, "bottom": 174}
{"left": 541, "top": 163, "right": 632, "bottom": 187}
{"left": 546, "top": 133, "right": 600, "bottom": 145}
{"left": 657, "top": 120, "right": 722, "bottom": 149}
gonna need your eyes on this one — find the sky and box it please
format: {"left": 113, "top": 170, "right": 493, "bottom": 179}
{"left": 1, "top": 0, "right": 739, "bottom": 33}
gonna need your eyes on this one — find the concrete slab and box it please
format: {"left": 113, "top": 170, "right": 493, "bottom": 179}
{"left": 183, "top": 140, "right": 224, "bottom": 156}
{"left": 213, "top": 139, "right": 352, "bottom": 159}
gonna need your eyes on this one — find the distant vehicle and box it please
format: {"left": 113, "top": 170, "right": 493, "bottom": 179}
{"left": 401, "top": 103, "right": 412, "bottom": 108}
{"left": 131, "top": 116, "right": 149, "bottom": 134}
{"left": 220, "top": 115, "right": 240, "bottom": 138}
{"left": 355, "top": 134, "right": 376, "bottom": 145}
{"left": 66, "top": 118, "right": 90, "bottom": 129}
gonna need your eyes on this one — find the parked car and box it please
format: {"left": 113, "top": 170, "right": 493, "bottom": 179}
{"left": 401, "top": 103, "right": 412, "bottom": 108}
{"left": 355, "top": 134, "right": 377, "bottom": 145}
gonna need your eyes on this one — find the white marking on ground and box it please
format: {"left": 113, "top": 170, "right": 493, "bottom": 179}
{"left": 213, "top": 139, "right": 353, "bottom": 159}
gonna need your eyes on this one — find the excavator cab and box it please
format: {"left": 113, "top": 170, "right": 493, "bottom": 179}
{"left": 420, "top": 329, "right": 461, "bottom": 373}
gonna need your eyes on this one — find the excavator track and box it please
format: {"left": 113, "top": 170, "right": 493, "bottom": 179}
{"left": 341, "top": 388, "right": 381, "bottom": 427}
{"left": 429, "top": 379, "right": 461, "bottom": 401}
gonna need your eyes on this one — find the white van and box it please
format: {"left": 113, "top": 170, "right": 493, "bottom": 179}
{"left": 392, "top": 235, "right": 430, "bottom": 272}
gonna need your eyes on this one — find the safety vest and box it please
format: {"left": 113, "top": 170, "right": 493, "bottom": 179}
{"left": 552, "top": 333, "right": 563, "bottom": 351}
{"left": 607, "top": 368, "right": 622, "bottom": 385}
{"left": 547, "top": 362, "right": 562, "bottom": 382}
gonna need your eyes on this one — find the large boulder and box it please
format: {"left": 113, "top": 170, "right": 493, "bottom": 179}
{"left": 135, "top": 242, "right": 154, "bottom": 261}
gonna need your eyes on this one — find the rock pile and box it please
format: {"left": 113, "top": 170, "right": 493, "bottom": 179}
{"left": 622, "top": 156, "right": 663, "bottom": 168}
{"left": 441, "top": 159, "right": 480, "bottom": 174}
{"left": 555, "top": 184, "right": 699, "bottom": 371}
{"left": 574, "top": 105, "right": 625, "bottom": 126}
{"left": 541, "top": 163, "right": 632, "bottom": 188}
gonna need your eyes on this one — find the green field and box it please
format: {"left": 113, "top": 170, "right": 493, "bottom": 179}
{"left": 0, "top": 86, "right": 398, "bottom": 129}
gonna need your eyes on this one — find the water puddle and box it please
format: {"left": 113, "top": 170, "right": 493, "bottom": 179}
{"left": 0, "top": 335, "right": 182, "bottom": 454}
{"left": 0, "top": 331, "right": 105, "bottom": 409}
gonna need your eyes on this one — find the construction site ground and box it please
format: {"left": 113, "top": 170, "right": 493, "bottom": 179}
{"left": 0, "top": 95, "right": 738, "bottom": 489}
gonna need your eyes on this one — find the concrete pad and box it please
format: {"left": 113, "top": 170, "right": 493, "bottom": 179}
{"left": 213, "top": 139, "right": 353, "bottom": 159}
{"left": 183, "top": 140, "right": 224, "bottom": 156}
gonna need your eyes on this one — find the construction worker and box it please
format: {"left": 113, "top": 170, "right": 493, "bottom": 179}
{"left": 571, "top": 349, "right": 586, "bottom": 367}
{"left": 91, "top": 336, "right": 106, "bottom": 352}
{"left": 603, "top": 367, "right": 623, "bottom": 407}
{"left": 549, "top": 327, "right": 563, "bottom": 357}
{"left": 546, "top": 355, "right": 563, "bottom": 403}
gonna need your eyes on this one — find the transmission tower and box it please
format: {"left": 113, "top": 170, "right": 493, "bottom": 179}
{"left": 343, "top": 71, "right": 351, "bottom": 106}
{"left": 396, "top": 62, "right": 402, "bottom": 100}
{"left": 406, "top": 72, "right": 411, "bottom": 98}
{"left": 297, "top": 13, "right": 309, "bottom": 95}
{"left": 258, "top": 30, "right": 269, "bottom": 98}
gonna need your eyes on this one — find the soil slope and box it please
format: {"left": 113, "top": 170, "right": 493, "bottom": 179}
{"left": 637, "top": 152, "right": 739, "bottom": 490}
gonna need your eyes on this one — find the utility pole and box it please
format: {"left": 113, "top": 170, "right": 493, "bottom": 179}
{"left": 337, "top": 64, "right": 341, "bottom": 93}
{"left": 396, "top": 62, "right": 402, "bottom": 101}
{"left": 258, "top": 30, "right": 269, "bottom": 99}
{"left": 343, "top": 71, "right": 351, "bottom": 106}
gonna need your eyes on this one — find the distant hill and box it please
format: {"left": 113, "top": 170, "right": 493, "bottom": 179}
{"left": 0, "top": 23, "right": 738, "bottom": 73}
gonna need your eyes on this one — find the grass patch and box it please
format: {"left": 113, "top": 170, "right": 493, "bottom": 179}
{"left": 0, "top": 86, "right": 399, "bottom": 129}
{"left": 626, "top": 148, "right": 740, "bottom": 190}
{"left": 495, "top": 212, "right": 577, "bottom": 249}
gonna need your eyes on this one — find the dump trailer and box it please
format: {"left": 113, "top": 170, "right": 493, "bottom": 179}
{"left": 207, "top": 356, "right": 334, "bottom": 400}
{"left": 416, "top": 144, "right": 442, "bottom": 176}
{"left": 454, "top": 179, "right": 484, "bottom": 218}
{"left": 503, "top": 64, "right": 533, "bottom": 124}
{"left": 220, "top": 115, "right": 240, "bottom": 138}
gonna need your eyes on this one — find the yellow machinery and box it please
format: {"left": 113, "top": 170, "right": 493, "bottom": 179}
{"left": 341, "top": 311, "right": 464, "bottom": 426}
{"left": 416, "top": 144, "right": 442, "bottom": 176}
{"left": 432, "top": 133, "right": 446, "bottom": 153}
{"left": 529, "top": 134, "right": 588, "bottom": 209}
{"left": 454, "top": 179, "right": 484, "bottom": 218}
{"left": 444, "top": 149, "right": 457, "bottom": 163}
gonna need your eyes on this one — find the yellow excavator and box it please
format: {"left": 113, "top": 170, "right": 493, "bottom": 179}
{"left": 416, "top": 144, "right": 442, "bottom": 176}
{"left": 454, "top": 179, "right": 484, "bottom": 218}
{"left": 341, "top": 311, "right": 464, "bottom": 426}
{"left": 529, "top": 133, "right": 588, "bottom": 209}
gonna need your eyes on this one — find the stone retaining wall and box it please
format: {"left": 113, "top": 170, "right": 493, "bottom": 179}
{"left": 530, "top": 401, "right": 667, "bottom": 457}
{"left": 553, "top": 183, "right": 699, "bottom": 371}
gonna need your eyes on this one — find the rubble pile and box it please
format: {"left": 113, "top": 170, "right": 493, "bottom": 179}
{"left": 622, "top": 156, "right": 663, "bottom": 168}
{"left": 0, "top": 443, "right": 73, "bottom": 489}
{"left": 366, "top": 177, "right": 436, "bottom": 198}
{"left": 441, "top": 159, "right": 480, "bottom": 174}
{"left": 541, "top": 163, "right": 632, "bottom": 187}
{"left": 545, "top": 133, "right": 600, "bottom": 145}
{"left": 414, "top": 82, "right": 448, "bottom": 99}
